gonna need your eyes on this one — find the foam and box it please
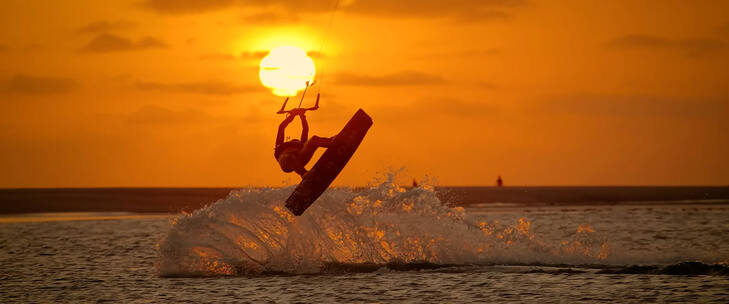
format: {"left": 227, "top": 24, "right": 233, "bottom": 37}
{"left": 157, "top": 174, "right": 632, "bottom": 276}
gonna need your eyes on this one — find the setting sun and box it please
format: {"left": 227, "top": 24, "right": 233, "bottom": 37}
{"left": 259, "top": 46, "right": 316, "bottom": 96}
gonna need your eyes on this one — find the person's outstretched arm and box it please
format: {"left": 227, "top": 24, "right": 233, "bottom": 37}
{"left": 276, "top": 114, "right": 295, "bottom": 147}
{"left": 299, "top": 113, "right": 309, "bottom": 143}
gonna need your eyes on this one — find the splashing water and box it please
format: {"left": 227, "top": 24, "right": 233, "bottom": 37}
{"left": 157, "top": 177, "right": 612, "bottom": 276}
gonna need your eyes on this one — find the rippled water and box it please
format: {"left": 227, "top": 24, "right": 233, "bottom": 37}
{"left": 2, "top": 183, "right": 729, "bottom": 303}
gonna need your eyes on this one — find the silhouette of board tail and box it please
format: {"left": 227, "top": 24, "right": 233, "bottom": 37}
{"left": 285, "top": 109, "right": 373, "bottom": 216}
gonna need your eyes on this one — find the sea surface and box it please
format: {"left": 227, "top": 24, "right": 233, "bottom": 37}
{"left": 2, "top": 182, "right": 729, "bottom": 303}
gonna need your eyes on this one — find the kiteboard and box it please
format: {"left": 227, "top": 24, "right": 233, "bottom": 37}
{"left": 285, "top": 109, "right": 373, "bottom": 215}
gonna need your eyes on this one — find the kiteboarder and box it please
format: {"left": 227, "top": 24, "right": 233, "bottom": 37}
{"left": 271, "top": 87, "right": 372, "bottom": 215}
{"left": 275, "top": 109, "right": 334, "bottom": 177}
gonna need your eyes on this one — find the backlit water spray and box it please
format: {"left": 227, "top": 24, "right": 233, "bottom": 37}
{"left": 157, "top": 174, "right": 614, "bottom": 276}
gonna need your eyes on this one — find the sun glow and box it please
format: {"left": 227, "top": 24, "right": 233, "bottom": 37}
{"left": 259, "top": 46, "right": 316, "bottom": 96}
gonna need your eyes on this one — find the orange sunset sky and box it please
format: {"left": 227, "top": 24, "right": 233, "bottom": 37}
{"left": 1, "top": 0, "right": 728, "bottom": 187}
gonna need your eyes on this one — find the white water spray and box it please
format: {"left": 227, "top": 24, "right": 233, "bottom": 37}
{"left": 157, "top": 174, "right": 617, "bottom": 276}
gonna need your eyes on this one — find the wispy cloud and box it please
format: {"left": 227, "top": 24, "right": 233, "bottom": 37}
{"left": 343, "top": 0, "right": 525, "bottom": 20}
{"left": 1, "top": 74, "right": 79, "bottom": 95}
{"left": 335, "top": 71, "right": 445, "bottom": 86}
{"left": 0, "top": 44, "right": 45, "bottom": 53}
{"left": 77, "top": 20, "right": 136, "bottom": 34}
{"left": 198, "top": 53, "right": 238, "bottom": 61}
{"left": 126, "top": 104, "right": 262, "bottom": 125}
{"left": 239, "top": 50, "right": 269, "bottom": 60}
{"left": 81, "top": 34, "right": 167, "bottom": 53}
{"left": 539, "top": 95, "right": 729, "bottom": 119}
{"left": 134, "top": 80, "right": 259, "bottom": 95}
{"left": 306, "top": 50, "right": 326, "bottom": 59}
{"left": 126, "top": 105, "right": 212, "bottom": 124}
{"left": 141, "top": 0, "right": 525, "bottom": 20}
{"left": 606, "top": 34, "right": 727, "bottom": 57}
{"left": 417, "top": 48, "right": 501, "bottom": 60}
{"left": 420, "top": 97, "right": 497, "bottom": 117}
{"left": 374, "top": 96, "right": 498, "bottom": 123}
{"left": 451, "top": 10, "right": 513, "bottom": 23}
{"left": 197, "top": 51, "right": 267, "bottom": 61}
{"left": 141, "top": 0, "right": 239, "bottom": 15}
{"left": 199, "top": 50, "right": 324, "bottom": 62}
{"left": 241, "top": 11, "right": 299, "bottom": 24}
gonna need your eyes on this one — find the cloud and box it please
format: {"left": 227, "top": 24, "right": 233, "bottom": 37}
{"left": 198, "top": 53, "right": 238, "bottom": 61}
{"left": 126, "top": 104, "right": 262, "bottom": 125}
{"left": 373, "top": 96, "right": 497, "bottom": 123}
{"left": 199, "top": 50, "right": 323, "bottom": 62}
{"left": 81, "top": 34, "right": 167, "bottom": 53}
{"left": 141, "top": 0, "right": 239, "bottom": 15}
{"left": 134, "top": 80, "right": 259, "bottom": 95}
{"left": 342, "top": 0, "right": 525, "bottom": 21}
{"left": 606, "top": 34, "right": 727, "bottom": 57}
{"left": 141, "top": 0, "right": 335, "bottom": 14}
{"left": 77, "top": 20, "right": 136, "bottom": 34}
{"left": 335, "top": 71, "right": 445, "bottom": 86}
{"left": 539, "top": 95, "right": 729, "bottom": 119}
{"left": 420, "top": 97, "right": 497, "bottom": 117}
{"left": 127, "top": 105, "right": 212, "bottom": 124}
{"left": 306, "top": 50, "right": 326, "bottom": 59}
{"left": 141, "top": 0, "right": 525, "bottom": 20}
{"left": 241, "top": 11, "right": 299, "bottom": 24}
{"left": 455, "top": 48, "right": 502, "bottom": 56}
{"left": 453, "top": 10, "right": 513, "bottom": 23}
{"left": 0, "top": 44, "right": 45, "bottom": 53}
{"left": 239, "top": 50, "right": 269, "bottom": 60}
{"left": 245, "top": 50, "right": 324, "bottom": 59}
{"left": 416, "top": 48, "right": 501, "bottom": 60}
{"left": 198, "top": 51, "right": 267, "bottom": 61}
{"left": 1, "top": 74, "right": 79, "bottom": 95}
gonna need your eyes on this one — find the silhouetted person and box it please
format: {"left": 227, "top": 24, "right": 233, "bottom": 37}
{"left": 275, "top": 109, "right": 333, "bottom": 177}
{"left": 496, "top": 175, "right": 503, "bottom": 187}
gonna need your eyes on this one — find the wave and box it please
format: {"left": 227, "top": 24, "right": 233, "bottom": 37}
{"left": 595, "top": 262, "right": 729, "bottom": 276}
{"left": 318, "top": 261, "right": 729, "bottom": 276}
{"left": 156, "top": 175, "right": 723, "bottom": 277}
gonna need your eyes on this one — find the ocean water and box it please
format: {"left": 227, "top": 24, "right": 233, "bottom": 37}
{"left": 2, "top": 181, "right": 729, "bottom": 303}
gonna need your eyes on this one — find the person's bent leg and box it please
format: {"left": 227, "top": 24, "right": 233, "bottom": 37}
{"left": 312, "top": 136, "right": 333, "bottom": 147}
{"left": 297, "top": 136, "right": 333, "bottom": 165}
